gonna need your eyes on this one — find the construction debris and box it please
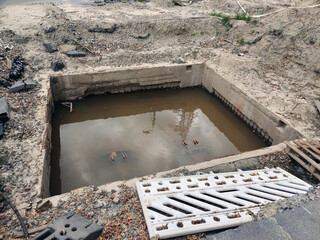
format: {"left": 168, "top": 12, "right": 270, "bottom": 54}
{"left": 0, "top": 97, "right": 10, "bottom": 122}
{"left": 286, "top": 140, "right": 320, "bottom": 180}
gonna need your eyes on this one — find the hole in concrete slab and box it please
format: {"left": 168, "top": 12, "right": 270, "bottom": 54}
{"left": 177, "top": 222, "right": 183, "bottom": 228}
{"left": 163, "top": 204, "right": 192, "bottom": 214}
{"left": 227, "top": 213, "right": 241, "bottom": 219}
{"left": 191, "top": 219, "right": 206, "bottom": 225}
{"left": 185, "top": 194, "right": 227, "bottom": 209}
{"left": 170, "top": 180, "right": 181, "bottom": 184}
{"left": 213, "top": 216, "right": 220, "bottom": 222}
{"left": 147, "top": 206, "right": 173, "bottom": 217}
{"left": 168, "top": 196, "right": 210, "bottom": 212}
{"left": 202, "top": 193, "right": 245, "bottom": 207}
{"left": 45, "top": 63, "right": 302, "bottom": 196}
{"left": 156, "top": 224, "right": 168, "bottom": 231}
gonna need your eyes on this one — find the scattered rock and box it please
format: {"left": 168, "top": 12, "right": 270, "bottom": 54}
{"left": 232, "top": 49, "right": 248, "bottom": 56}
{"left": 51, "top": 61, "right": 65, "bottom": 71}
{"left": 25, "top": 80, "right": 36, "bottom": 89}
{"left": 173, "top": 0, "right": 193, "bottom": 6}
{"left": 0, "top": 97, "right": 10, "bottom": 122}
{"left": 88, "top": 24, "right": 117, "bottom": 33}
{"left": 269, "top": 29, "right": 283, "bottom": 37}
{"left": 43, "top": 43, "right": 58, "bottom": 53}
{"left": 66, "top": 50, "right": 86, "bottom": 58}
{"left": 113, "top": 197, "right": 120, "bottom": 204}
{"left": 172, "top": 57, "right": 186, "bottom": 64}
{"left": 314, "top": 63, "right": 320, "bottom": 75}
{"left": 0, "top": 79, "right": 11, "bottom": 87}
{"left": 44, "top": 26, "right": 57, "bottom": 34}
{"left": 132, "top": 33, "right": 150, "bottom": 39}
{"left": 9, "top": 80, "right": 26, "bottom": 93}
{"left": 9, "top": 80, "right": 36, "bottom": 93}
{"left": 59, "top": 44, "right": 77, "bottom": 53}
{"left": 36, "top": 200, "right": 52, "bottom": 213}
{"left": 9, "top": 56, "right": 24, "bottom": 80}
{"left": 250, "top": 35, "right": 263, "bottom": 45}
{"left": 0, "top": 123, "right": 3, "bottom": 139}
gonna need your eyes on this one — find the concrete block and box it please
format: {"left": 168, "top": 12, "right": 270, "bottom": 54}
{"left": 31, "top": 213, "right": 103, "bottom": 240}
{"left": 43, "top": 43, "right": 58, "bottom": 53}
{"left": 9, "top": 80, "right": 26, "bottom": 93}
{"left": 25, "top": 80, "right": 36, "bottom": 89}
{"left": 0, "top": 123, "right": 3, "bottom": 139}
{"left": 0, "top": 97, "right": 10, "bottom": 122}
{"left": 9, "top": 80, "right": 36, "bottom": 92}
{"left": 51, "top": 62, "right": 65, "bottom": 71}
{"left": 66, "top": 50, "right": 86, "bottom": 58}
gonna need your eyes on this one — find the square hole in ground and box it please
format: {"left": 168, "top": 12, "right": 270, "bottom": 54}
{"left": 46, "top": 63, "right": 301, "bottom": 196}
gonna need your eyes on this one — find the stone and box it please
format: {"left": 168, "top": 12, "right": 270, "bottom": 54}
{"left": 44, "top": 26, "right": 56, "bottom": 33}
{"left": 59, "top": 44, "right": 77, "bottom": 53}
{"left": 66, "top": 50, "right": 86, "bottom": 58}
{"left": 112, "top": 197, "right": 120, "bottom": 204}
{"left": 172, "top": 57, "right": 186, "bottom": 64}
{"left": 132, "top": 33, "right": 150, "bottom": 39}
{"left": 32, "top": 213, "right": 103, "bottom": 240}
{"left": 9, "top": 56, "right": 24, "bottom": 80}
{"left": 36, "top": 200, "right": 52, "bottom": 213}
{"left": 88, "top": 24, "right": 117, "bottom": 33}
{"left": 51, "top": 61, "right": 65, "bottom": 71}
{"left": 0, "top": 97, "right": 10, "bottom": 122}
{"left": 9, "top": 80, "right": 36, "bottom": 92}
{"left": 9, "top": 80, "right": 25, "bottom": 93}
{"left": 0, "top": 123, "right": 3, "bottom": 139}
{"left": 25, "top": 80, "right": 36, "bottom": 89}
{"left": 43, "top": 43, "right": 58, "bottom": 53}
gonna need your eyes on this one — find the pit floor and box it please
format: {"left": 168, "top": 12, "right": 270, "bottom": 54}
{"left": 51, "top": 87, "right": 267, "bottom": 194}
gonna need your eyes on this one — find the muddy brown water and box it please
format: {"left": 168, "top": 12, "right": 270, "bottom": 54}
{"left": 51, "top": 87, "right": 267, "bottom": 195}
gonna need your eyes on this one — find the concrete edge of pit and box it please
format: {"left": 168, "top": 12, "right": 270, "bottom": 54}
{"left": 44, "top": 143, "right": 286, "bottom": 207}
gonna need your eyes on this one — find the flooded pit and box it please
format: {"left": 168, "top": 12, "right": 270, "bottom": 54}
{"left": 50, "top": 87, "right": 267, "bottom": 195}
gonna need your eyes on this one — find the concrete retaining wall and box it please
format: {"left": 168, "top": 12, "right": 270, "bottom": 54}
{"left": 51, "top": 63, "right": 205, "bottom": 101}
{"left": 202, "top": 63, "right": 302, "bottom": 144}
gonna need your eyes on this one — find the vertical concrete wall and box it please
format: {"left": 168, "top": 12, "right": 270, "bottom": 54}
{"left": 202, "top": 63, "right": 302, "bottom": 144}
{"left": 51, "top": 63, "right": 204, "bottom": 101}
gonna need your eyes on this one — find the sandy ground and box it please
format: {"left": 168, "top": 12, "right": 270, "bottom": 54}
{"left": 0, "top": 0, "right": 319, "bottom": 239}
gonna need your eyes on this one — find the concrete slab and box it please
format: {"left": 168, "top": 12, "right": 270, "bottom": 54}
{"left": 211, "top": 218, "right": 291, "bottom": 240}
{"left": 25, "top": 80, "right": 36, "bottom": 89}
{"left": 274, "top": 200, "right": 320, "bottom": 240}
{"left": 0, "top": 97, "right": 10, "bottom": 122}
{"left": 9, "top": 80, "right": 26, "bottom": 93}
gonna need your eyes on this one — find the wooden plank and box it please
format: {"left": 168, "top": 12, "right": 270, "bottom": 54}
{"left": 315, "top": 100, "right": 320, "bottom": 114}
{"left": 287, "top": 152, "right": 320, "bottom": 180}
{"left": 295, "top": 141, "right": 320, "bottom": 162}
{"left": 286, "top": 141, "right": 320, "bottom": 171}
{"left": 305, "top": 142, "right": 320, "bottom": 155}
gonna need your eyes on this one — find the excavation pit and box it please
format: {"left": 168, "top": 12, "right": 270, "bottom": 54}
{"left": 44, "top": 63, "right": 302, "bottom": 197}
